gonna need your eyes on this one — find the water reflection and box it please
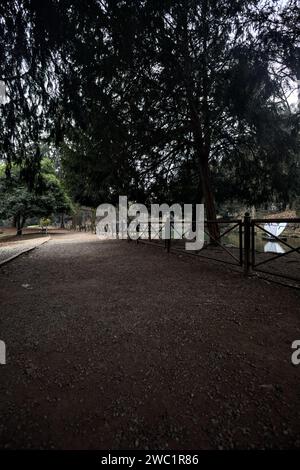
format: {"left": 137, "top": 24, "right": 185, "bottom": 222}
{"left": 223, "top": 232, "right": 296, "bottom": 253}
{"left": 264, "top": 242, "right": 286, "bottom": 254}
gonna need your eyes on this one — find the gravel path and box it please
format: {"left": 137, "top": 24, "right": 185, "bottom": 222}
{"left": 0, "top": 234, "right": 50, "bottom": 265}
{"left": 0, "top": 231, "right": 300, "bottom": 449}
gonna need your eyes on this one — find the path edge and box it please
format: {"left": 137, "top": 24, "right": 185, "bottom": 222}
{"left": 0, "top": 236, "right": 50, "bottom": 268}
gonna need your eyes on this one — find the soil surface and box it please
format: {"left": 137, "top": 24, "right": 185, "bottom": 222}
{"left": 0, "top": 231, "right": 300, "bottom": 449}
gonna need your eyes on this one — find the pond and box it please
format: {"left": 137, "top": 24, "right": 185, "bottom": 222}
{"left": 140, "top": 221, "right": 300, "bottom": 255}
{"left": 222, "top": 231, "right": 300, "bottom": 254}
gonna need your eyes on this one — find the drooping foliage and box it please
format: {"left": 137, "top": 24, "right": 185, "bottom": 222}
{"left": 0, "top": 1, "right": 299, "bottom": 230}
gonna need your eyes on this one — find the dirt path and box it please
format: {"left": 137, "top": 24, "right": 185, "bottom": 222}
{"left": 0, "top": 235, "right": 50, "bottom": 265}
{"left": 0, "top": 228, "right": 69, "bottom": 264}
{"left": 0, "top": 231, "right": 300, "bottom": 449}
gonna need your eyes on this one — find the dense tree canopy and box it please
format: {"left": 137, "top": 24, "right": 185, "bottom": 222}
{"left": 0, "top": 158, "right": 73, "bottom": 234}
{"left": 0, "top": 0, "right": 299, "bottom": 236}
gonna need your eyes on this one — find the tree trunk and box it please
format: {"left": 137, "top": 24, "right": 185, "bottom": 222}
{"left": 197, "top": 148, "right": 220, "bottom": 242}
{"left": 187, "top": 117, "right": 220, "bottom": 241}
{"left": 16, "top": 214, "right": 22, "bottom": 236}
{"left": 183, "top": 0, "right": 219, "bottom": 242}
{"left": 188, "top": 104, "right": 220, "bottom": 240}
{"left": 60, "top": 213, "right": 65, "bottom": 229}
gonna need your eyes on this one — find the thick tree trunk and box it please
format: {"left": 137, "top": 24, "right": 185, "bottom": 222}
{"left": 189, "top": 105, "right": 220, "bottom": 240}
{"left": 181, "top": 0, "right": 219, "bottom": 242}
{"left": 197, "top": 148, "right": 220, "bottom": 242}
{"left": 188, "top": 121, "right": 220, "bottom": 241}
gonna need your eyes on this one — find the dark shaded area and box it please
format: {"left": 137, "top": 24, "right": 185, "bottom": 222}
{"left": 0, "top": 233, "right": 299, "bottom": 449}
